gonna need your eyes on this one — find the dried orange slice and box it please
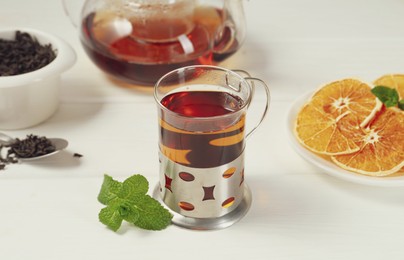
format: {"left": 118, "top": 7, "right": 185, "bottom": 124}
{"left": 332, "top": 108, "right": 404, "bottom": 176}
{"left": 374, "top": 74, "right": 404, "bottom": 100}
{"left": 310, "top": 78, "right": 382, "bottom": 127}
{"left": 294, "top": 78, "right": 381, "bottom": 155}
{"left": 294, "top": 103, "right": 361, "bottom": 155}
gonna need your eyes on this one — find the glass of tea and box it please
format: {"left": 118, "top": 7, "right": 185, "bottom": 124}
{"left": 153, "top": 65, "right": 270, "bottom": 230}
{"left": 63, "top": 0, "right": 247, "bottom": 85}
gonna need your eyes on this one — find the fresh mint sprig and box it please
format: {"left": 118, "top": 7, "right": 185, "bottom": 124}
{"left": 371, "top": 86, "right": 404, "bottom": 110}
{"left": 98, "top": 174, "right": 172, "bottom": 231}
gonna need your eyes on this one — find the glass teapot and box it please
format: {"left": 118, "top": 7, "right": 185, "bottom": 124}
{"left": 63, "top": 0, "right": 246, "bottom": 85}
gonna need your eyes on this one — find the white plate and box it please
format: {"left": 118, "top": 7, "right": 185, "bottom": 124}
{"left": 286, "top": 92, "right": 404, "bottom": 187}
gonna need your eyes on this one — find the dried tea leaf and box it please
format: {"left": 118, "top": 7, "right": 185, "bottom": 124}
{"left": 0, "top": 31, "right": 56, "bottom": 76}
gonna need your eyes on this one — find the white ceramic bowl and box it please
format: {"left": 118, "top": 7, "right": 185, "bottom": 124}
{"left": 0, "top": 28, "right": 76, "bottom": 129}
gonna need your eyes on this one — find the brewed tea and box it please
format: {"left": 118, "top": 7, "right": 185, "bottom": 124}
{"left": 159, "top": 91, "right": 245, "bottom": 168}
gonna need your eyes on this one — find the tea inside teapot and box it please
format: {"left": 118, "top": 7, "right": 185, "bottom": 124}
{"left": 77, "top": 0, "right": 245, "bottom": 85}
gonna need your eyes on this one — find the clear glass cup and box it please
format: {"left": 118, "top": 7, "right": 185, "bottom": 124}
{"left": 153, "top": 65, "right": 270, "bottom": 230}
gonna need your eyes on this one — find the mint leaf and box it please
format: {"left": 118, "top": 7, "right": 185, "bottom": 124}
{"left": 97, "top": 174, "right": 172, "bottom": 231}
{"left": 117, "top": 200, "right": 140, "bottom": 223}
{"left": 122, "top": 174, "right": 149, "bottom": 200}
{"left": 121, "top": 204, "right": 140, "bottom": 224}
{"left": 372, "top": 86, "right": 399, "bottom": 107}
{"left": 99, "top": 199, "right": 140, "bottom": 231}
{"left": 99, "top": 204, "right": 123, "bottom": 232}
{"left": 98, "top": 174, "right": 123, "bottom": 205}
{"left": 399, "top": 100, "right": 404, "bottom": 110}
{"left": 130, "top": 195, "right": 173, "bottom": 231}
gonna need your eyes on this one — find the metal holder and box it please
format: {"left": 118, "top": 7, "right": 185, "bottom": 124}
{"left": 153, "top": 151, "right": 252, "bottom": 230}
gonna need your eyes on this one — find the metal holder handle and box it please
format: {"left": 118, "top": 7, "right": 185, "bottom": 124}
{"left": 244, "top": 77, "right": 271, "bottom": 139}
{"left": 231, "top": 70, "right": 271, "bottom": 140}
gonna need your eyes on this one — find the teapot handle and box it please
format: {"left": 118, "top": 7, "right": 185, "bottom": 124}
{"left": 213, "top": 21, "right": 236, "bottom": 54}
{"left": 62, "top": 0, "right": 82, "bottom": 28}
{"left": 213, "top": 0, "right": 246, "bottom": 55}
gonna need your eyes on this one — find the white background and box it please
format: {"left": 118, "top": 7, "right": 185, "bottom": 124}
{"left": 1, "top": 0, "right": 404, "bottom": 259}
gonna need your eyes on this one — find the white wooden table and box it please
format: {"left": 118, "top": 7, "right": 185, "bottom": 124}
{"left": 1, "top": 0, "right": 403, "bottom": 259}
